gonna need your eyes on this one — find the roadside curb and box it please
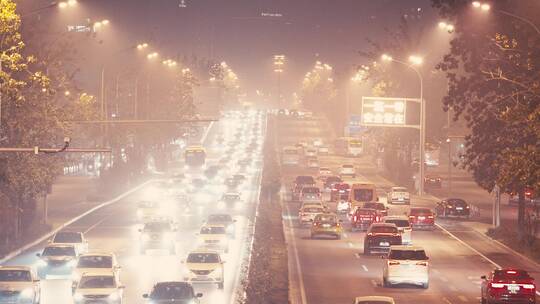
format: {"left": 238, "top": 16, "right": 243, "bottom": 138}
{"left": 0, "top": 179, "right": 154, "bottom": 265}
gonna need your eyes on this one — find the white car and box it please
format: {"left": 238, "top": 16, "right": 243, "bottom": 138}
{"left": 36, "top": 244, "right": 78, "bottom": 279}
{"left": 298, "top": 205, "right": 326, "bottom": 226}
{"left": 318, "top": 167, "right": 332, "bottom": 177}
{"left": 339, "top": 164, "right": 356, "bottom": 178}
{"left": 306, "top": 158, "right": 319, "bottom": 169}
{"left": 0, "top": 266, "right": 40, "bottom": 304}
{"left": 72, "top": 253, "right": 120, "bottom": 287}
{"left": 136, "top": 201, "right": 161, "bottom": 222}
{"left": 336, "top": 200, "right": 351, "bottom": 214}
{"left": 354, "top": 296, "right": 395, "bottom": 304}
{"left": 183, "top": 250, "right": 225, "bottom": 289}
{"left": 305, "top": 148, "right": 318, "bottom": 157}
{"left": 382, "top": 216, "right": 412, "bottom": 245}
{"left": 387, "top": 187, "right": 410, "bottom": 205}
{"left": 73, "top": 271, "right": 124, "bottom": 304}
{"left": 197, "top": 224, "right": 229, "bottom": 253}
{"left": 50, "top": 231, "right": 88, "bottom": 255}
{"left": 383, "top": 246, "right": 429, "bottom": 289}
{"left": 318, "top": 145, "right": 329, "bottom": 155}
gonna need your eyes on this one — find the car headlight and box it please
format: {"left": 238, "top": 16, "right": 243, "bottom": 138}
{"left": 108, "top": 291, "right": 119, "bottom": 301}
{"left": 73, "top": 293, "right": 84, "bottom": 301}
{"left": 19, "top": 288, "right": 34, "bottom": 298}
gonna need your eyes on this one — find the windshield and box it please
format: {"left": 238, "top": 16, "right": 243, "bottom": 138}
{"left": 151, "top": 283, "right": 194, "bottom": 299}
{"left": 314, "top": 214, "right": 337, "bottom": 223}
{"left": 187, "top": 253, "right": 220, "bottom": 263}
{"left": 208, "top": 214, "right": 232, "bottom": 222}
{"left": 410, "top": 208, "right": 432, "bottom": 215}
{"left": 302, "top": 187, "right": 320, "bottom": 194}
{"left": 0, "top": 270, "right": 31, "bottom": 282}
{"left": 200, "top": 226, "right": 226, "bottom": 234}
{"left": 303, "top": 207, "right": 323, "bottom": 213}
{"left": 295, "top": 176, "right": 315, "bottom": 184}
{"left": 283, "top": 148, "right": 298, "bottom": 155}
{"left": 353, "top": 189, "right": 374, "bottom": 202}
{"left": 370, "top": 226, "right": 398, "bottom": 234}
{"left": 53, "top": 232, "right": 82, "bottom": 243}
{"left": 364, "top": 203, "right": 384, "bottom": 210}
{"left": 384, "top": 220, "right": 410, "bottom": 228}
{"left": 143, "top": 222, "right": 171, "bottom": 232}
{"left": 447, "top": 199, "right": 467, "bottom": 206}
{"left": 43, "top": 246, "right": 76, "bottom": 256}
{"left": 389, "top": 250, "right": 428, "bottom": 260}
{"left": 392, "top": 187, "right": 407, "bottom": 192}
{"left": 77, "top": 256, "right": 113, "bottom": 268}
{"left": 79, "top": 276, "right": 116, "bottom": 288}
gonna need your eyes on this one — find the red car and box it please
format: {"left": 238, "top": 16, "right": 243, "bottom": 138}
{"left": 362, "top": 202, "right": 388, "bottom": 218}
{"left": 408, "top": 207, "right": 435, "bottom": 230}
{"left": 330, "top": 183, "right": 350, "bottom": 201}
{"left": 481, "top": 268, "right": 536, "bottom": 304}
{"left": 424, "top": 175, "right": 442, "bottom": 189}
{"left": 351, "top": 208, "right": 378, "bottom": 231}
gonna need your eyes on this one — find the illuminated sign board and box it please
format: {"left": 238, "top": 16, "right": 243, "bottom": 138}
{"left": 361, "top": 97, "right": 407, "bottom": 126}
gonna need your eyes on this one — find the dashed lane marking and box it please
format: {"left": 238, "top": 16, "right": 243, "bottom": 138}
{"left": 458, "top": 295, "right": 468, "bottom": 302}
{"left": 347, "top": 242, "right": 354, "bottom": 248}
{"left": 370, "top": 279, "right": 377, "bottom": 287}
{"left": 442, "top": 298, "right": 453, "bottom": 304}
{"left": 362, "top": 265, "right": 368, "bottom": 272}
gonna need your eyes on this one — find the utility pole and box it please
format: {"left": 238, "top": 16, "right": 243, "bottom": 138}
{"left": 493, "top": 184, "right": 501, "bottom": 227}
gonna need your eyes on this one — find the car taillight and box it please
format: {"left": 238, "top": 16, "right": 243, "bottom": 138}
{"left": 428, "top": 215, "right": 434, "bottom": 219}
{"left": 336, "top": 223, "right": 341, "bottom": 227}
{"left": 353, "top": 216, "right": 357, "bottom": 221}
{"left": 522, "top": 284, "right": 535, "bottom": 289}
{"left": 367, "top": 233, "right": 373, "bottom": 236}
{"left": 416, "top": 262, "right": 428, "bottom": 266}
{"left": 313, "top": 222, "right": 319, "bottom": 226}
{"left": 490, "top": 283, "right": 505, "bottom": 288}
{"left": 409, "top": 215, "right": 415, "bottom": 219}
{"left": 388, "top": 261, "right": 400, "bottom": 266}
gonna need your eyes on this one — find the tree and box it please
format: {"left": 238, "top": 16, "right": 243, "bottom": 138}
{"left": 432, "top": 0, "right": 540, "bottom": 236}
{"left": 300, "top": 61, "right": 337, "bottom": 112}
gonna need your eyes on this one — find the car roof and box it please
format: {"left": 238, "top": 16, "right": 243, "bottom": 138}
{"left": 390, "top": 245, "right": 425, "bottom": 251}
{"left": 382, "top": 215, "right": 410, "bottom": 221}
{"left": 78, "top": 252, "right": 114, "bottom": 258}
{"left": 80, "top": 270, "right": 115, "bottom": 277}
{"left": 370, "top": 223, "right": 397, "bottom": 228}
{"left": 45, "top": 243, "right": 76, "bottom": 248}
{"left": 187, "top": 249, "right": 220, "bottom": 255}
{"left": 355, "top": 296, "right": 394, "bottom": 303}
{"left": 154, "top": 281, "right": 193, "bottom": 287}
{"left": 202, "top": 223, "right": 227, "bottom": 228}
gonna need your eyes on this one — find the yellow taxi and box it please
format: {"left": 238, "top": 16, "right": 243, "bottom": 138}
{"left": 310, "top": 213, "right": 343, "bottom": 239}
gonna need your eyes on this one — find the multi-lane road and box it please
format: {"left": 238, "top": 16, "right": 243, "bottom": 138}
{"left": 1, "top": 110, "right": 265, "bottom": 304}
{"left": 276, "top": 115, "right": 540, "bottom": 304}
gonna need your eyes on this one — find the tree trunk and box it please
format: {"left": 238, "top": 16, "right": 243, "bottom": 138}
{"left": 518, "top": 188, "right": 526, "bottom": 239}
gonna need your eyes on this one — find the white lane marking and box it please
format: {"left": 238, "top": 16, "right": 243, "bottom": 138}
{"left": 440, "top": 276, "right": 449, "bottom": 283}
{"left": 347, "top": 242, "right": 353, "bottom": 248}
{"left": 354, "top": 253, "right": 361, "bottom": 259}
{"left": 435, "top": 223, "right": 502, "bottom": 268}
{"left": 362, "top": 265, "right": 368, "bottom": 272}
{"left": 83, "top": 216, "right": 110, "bottom": 234}
{"left": 343, "top": 233, "right": 348, "bottom": 238}
{"left": 285, "top": 200, "right": 308, "bottom": 304}
{"left": 370, "top": 279, "right": 377, "bottom": 287}
{"left": 442, "top": 298, "right": 453, "bottom": 304}
{"left": 458, "top": 295, "right": 467, "bottom": 302}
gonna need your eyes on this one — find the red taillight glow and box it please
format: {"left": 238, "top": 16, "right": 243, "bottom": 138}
{"left": 428, "top": 215, "right": 434, "bottom": 219}
{"left": 490, "top": 283, "right": 505, "bottom": 288}
{"left": 522, "top": 284, "right": 535, "bottom": 289}
{"left": 353, "top": 216, "right": 357, "bottom": 221}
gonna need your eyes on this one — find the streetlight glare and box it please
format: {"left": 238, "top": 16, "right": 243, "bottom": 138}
{"left": 381, "top": 54, "right": 393, "bottom": 62}
{"left": 472, "top": 1, "right": 481, "bottom": 8}
{"left": 102, "top": 20, "right": 110, "bottom": 25}
{"left": 409, "top": 55, "right": 424, "bottom": 65}
{"left": 137, "top": 43, "right": 149, "bottom": 50}
{"left": 481, "top": 3, "right": 491, "bottom": 11}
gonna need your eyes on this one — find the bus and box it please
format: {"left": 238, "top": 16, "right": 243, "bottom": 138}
{"left": 349, "top": 183, "right": 377, "bottom": 209}
{"left": 334, "top": 137, "right": 363, "bottom": 157}
{"left": 281, "top": 146, "right": 301, "bottom": 166}
{"left": 185, "top": 145, "right": 206, "bottom": 167}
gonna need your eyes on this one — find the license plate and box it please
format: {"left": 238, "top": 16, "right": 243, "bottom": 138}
{"left": 379, "top": 242, "right": 390, "bottom": 246}
{"left": 418, "top": 216, "right": 426, "bottom": 220}
{"left": 398, "top": 198, "right": 403, "bottom": 201}
{"left": 322, "top": 224, "right": 330, "bottom": 228}
{"left": 456, "top": 207, "right": 463, "bottom": 210}
{"left": 508, "top": 284, "right": 519, "bottom": 293}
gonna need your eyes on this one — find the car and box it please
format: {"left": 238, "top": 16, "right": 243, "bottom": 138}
{"left": 138, "top": 220, "right": 177, "bottom": 254}
{"left": 237, "top": 158, "right": 251, "bottom": 168}
{"left": 300, "top": 186, "right": 321, "bottom": 202}
{"left": 36, "top": 244, "right": 78, "bottom": 279}
{"left": 382, "top": 216, "right": 413, "bottom": 245}
{"left": 408, "top": 208, "right": 435, "bottom": 230}
{"left": 305, "top": 148, "right": 318, "bottom": 157}
{"left": 310, "top": 213, "right": 343, "bottom": 239}
{"left": 318, "top": 167, "right": 332, "bottom": 177}
{"left": 336, "top": 199, "right": 351, "bottom": 214}
{"left": 143, "top": 281, "right": 203, "bottom": 303}
{"left": 323, "top": 176, "right": 342, "bottom": 190}
{"left": 203, "top": 165, "right": 220, "bottom": 179}
{"left": 318, "top": 145, "right": 329, "bottom": 155}
{"left": 362, "top": 202, "right": 388, "bottom": 218}
{"left": 298, "top": 205, "right": 326, "bottom": 226}
{"left": 363, "top": 223, "right": 402, "bottom": 255}
{"left": 436, "top": 198, "right": 471, "bottom": 218}
{"left": 197, "top": 224, "right": 229, "bottom": 253}
{"left": 50, "top": 231, "right": 88, "bottom": 255}
{"left": 508, "top": 188, "right": 540, "bottom": 205}
{"left": 206, "top": 214, "right": 236, "bottom": 237}
{"left": 481, "top": 268, "right": 536, "bottom": 304}
{"left": 183, "top": 250, "right": 225, "bottom": 289}
{"left": 221, "top": 192, "right": 241, "bottom": 204}
{"left": 306, "top": 157, "right": 319, "bottom": 169}
{"left": 383, "top": 246, "right": 429, "bottom": 289}
{"left": 353, "top": 296, "right": 395, "bottom": 304}
{"left": 424, "top": 175, "right": 442, "bottom": 189}
{"left": 73, "top": 271, "right": 124, "bottom": 304}
{"left": 72, "top": 253, "right": 120, "bottom": 288}
{"left": 225, "top": 177, "right": 242, "bottom": 188}
{"left": 292, "top": 175, "right": 316, "bottom": 201}
{"left": 350, "top": 208, "right": 378, "bottom": 231}
{"left": 191, "top": 178, "right": 207, "bottom": 190}
{"left": 136, "top": 201, "right": 161, "bottom": 222}
{"left": 339, "top": 164, "right": 356, "bottom": 178}
{"left": 0, "top": 266, "right": 40, "bottom": 304}
{"left": 387, "top": 187, "right": 410, "bottom": 205}
{"left": 330, "top": 183, "right": 350, "bottom": 202}
{"left": 232, "top": 174, "right": 246, "bottom": 183}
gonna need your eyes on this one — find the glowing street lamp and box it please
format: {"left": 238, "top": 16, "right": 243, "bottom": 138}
{"left": 438, "top": 21, "right": 455, "bottom": 33}
{"left": 146, "top": 52, "right": 159, "bottom": 60}
{"left": 93, "top": 19, "right": 110, "bottom": 31}
{"left": 408, "top": 55, "right": 424, "bottom": 66}
{"left": 59, "top": 0, "right": 77, "bottom": 9}
{"left": 472, "top": 1, "right": 491, "bottom": 11}
{"left": 136, "top": 43, "right": 149, "bottom": 50}
{"left": 471, "top": 1, "right": 540, "bottom": 35}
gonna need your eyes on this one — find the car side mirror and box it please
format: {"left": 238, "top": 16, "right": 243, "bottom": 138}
{"left": 233, "top": 219, "right": 237, "bottom": 222}
{"left": 138, "top": 229, "right": 142, "bottom": 232}
{"left": 142, "top": 294, "right": 149, "bottom": 298}
{"left": 119, "top": 285, "right": 125, "bottom": 289}
{"left": 36, "top": 253, "right": 41, "bottom": 257}
{"left": 481, "top": 275, "right": 487, "bottom": 280}
{"left": 196, "top": 292, "right": 203, "bottom": 298}
{"left": 180, "top": 260, "right": 185, "bottom": 264}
